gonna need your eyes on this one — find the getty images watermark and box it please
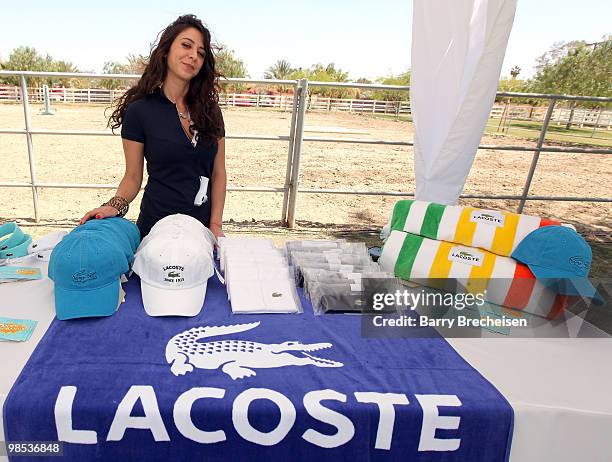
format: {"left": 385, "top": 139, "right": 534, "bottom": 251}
{"left": 359, "top": 277, "right": 611, "bottom": 339}
{"left": 371, "top": 288, "right": 528, "bottom": 329}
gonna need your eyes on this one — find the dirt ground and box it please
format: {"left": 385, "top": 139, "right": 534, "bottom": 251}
{"left": 2, "top": 102, "right": 611, "bottom": 256}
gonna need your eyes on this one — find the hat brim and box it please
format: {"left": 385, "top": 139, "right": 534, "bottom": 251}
{"left": 556, "top": 277, "right": 605, "bottom": 305}
{"left": 527, "top": 265, "right": 604, "bottom": 305}
{"left": 54, "top": 279, "right": 122, "bottom": 320}
{"left": 141, "top": 280, "right": 207, "bottom": 317}
{"left": 525, "top": 263, "right": 577, "bottom": 281}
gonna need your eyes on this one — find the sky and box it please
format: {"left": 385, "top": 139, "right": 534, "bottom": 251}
{"left": 0, "top": 0, "right": 610, "bottom": 81}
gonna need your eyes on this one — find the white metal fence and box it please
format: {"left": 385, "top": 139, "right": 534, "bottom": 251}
{"left": 1, "top": 71, "right": 611, "bottom": 228}
{"left": 490, "top": 104, "right": 612, "bottom": 128}
{"left": 0, "top": 84, "right": 411, "bottom": 115}
{"left": 3, "top": 84, "right": 610, "bottom": 125}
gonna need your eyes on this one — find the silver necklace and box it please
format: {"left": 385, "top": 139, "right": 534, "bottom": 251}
{"left": 177, "top": 109, "right": 191, "bottom": 121}
{"left": 161, "top": 86, "right": 191, "bottom": 121}
{"left": 161, "top": 85, "right": 197, "bottom": 147}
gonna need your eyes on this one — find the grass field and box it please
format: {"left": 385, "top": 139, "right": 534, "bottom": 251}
{"left": 484, "top": 119, "right": 612, "bottom": 147}
{"left": 374, "top": 114, "right": 612, "bottom": 147}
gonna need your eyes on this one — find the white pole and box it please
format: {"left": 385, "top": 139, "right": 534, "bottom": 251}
{"left": 19, "top": 75, "right": 41, "bottom": 222}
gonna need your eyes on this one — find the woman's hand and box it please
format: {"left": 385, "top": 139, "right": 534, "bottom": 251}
{"left": 209, "top": 222, "right": 225, "bottom": 240}
{"left": 79, "top": 206, "right": 119, "bottom": 225}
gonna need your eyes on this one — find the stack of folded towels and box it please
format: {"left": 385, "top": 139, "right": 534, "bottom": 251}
{"left": 379, "top": 200, "right": 603, "bottom": 319}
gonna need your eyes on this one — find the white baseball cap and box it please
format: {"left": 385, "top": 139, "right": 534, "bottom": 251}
{"left": 137, "top": 214, "right": 216, "bottom": 261}
{"left": 133, "top": 226, "right": 214, "bottom": 317}
{"left": 148, "top": 214, "right": 215, "bottom": 249}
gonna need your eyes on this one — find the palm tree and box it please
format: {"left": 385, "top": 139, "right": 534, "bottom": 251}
{"left": 264, "top": 59, "right": 295, "bottom": 92}
{"left": 264, "top": 60, "right": 294, "bottom": 80}
{"left": 325, "top": 63, "right": 349, "bottom": 82}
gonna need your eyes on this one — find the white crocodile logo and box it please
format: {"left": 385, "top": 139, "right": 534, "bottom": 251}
{"left": 166, "top": 321, "right": 343, "bottom": 380}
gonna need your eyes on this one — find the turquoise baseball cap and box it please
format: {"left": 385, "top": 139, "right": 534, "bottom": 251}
{"left": 0, "top": 222, "right": 33, "bottom": 259}
{"left": 511, "top": 226, "right": 604, "bottom": 305}
{"left": 48, "top": 230, "right": 129, "bottom": 320}
{"left": 75, "top": 217, "right": 140, "bottom": 264}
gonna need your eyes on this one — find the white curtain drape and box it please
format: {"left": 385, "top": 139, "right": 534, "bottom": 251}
{"left": 411, "top": 0, "right": 518, "bottom": 204}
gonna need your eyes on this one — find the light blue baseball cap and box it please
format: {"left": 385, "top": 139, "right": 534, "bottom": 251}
{"left": 75, "top": 217, "right": 140, "bottom": 264}
{"left": 511, "top": 226, "right": 604, "bottom": 305}
{"left": 48, "top": 230, "right": 129, "bottom": 320}
{"left": 0, "top": 222, "right": 32, "bottom": 259}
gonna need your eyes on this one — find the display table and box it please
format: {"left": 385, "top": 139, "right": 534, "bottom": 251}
{"left": 1, "top": 263, "right": 611, "bottom": 462}
{"left": 0, "top": 261, "right": 55, "bottom": 447}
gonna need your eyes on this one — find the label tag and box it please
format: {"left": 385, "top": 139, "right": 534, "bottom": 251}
{"left": 194, "top": 176, "right": 209, "bottom": 206}
{"left": 448, "top": 246, "right": 484, "bottom": 267}
{"left": 470, "top": 210, "right": 505, "bottom": 227}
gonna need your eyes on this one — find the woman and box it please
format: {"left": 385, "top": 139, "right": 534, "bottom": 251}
{"left": 80, "top": 14, "right": 226, "bottom": 239}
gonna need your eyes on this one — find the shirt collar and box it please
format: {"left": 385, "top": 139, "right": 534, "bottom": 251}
{"left": 152, "top": 86, "right": 174, "bottom": 105}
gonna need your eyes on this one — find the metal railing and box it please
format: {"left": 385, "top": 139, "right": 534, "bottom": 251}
{"left": 1, "top": 70, "right": 611, "bottom": 228}
{"left": 0, "top": 86, "right": 415, "bottom": 115}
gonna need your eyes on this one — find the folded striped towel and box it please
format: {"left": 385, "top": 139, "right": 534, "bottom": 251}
{"left": 388, "top": 200, "right": 561, "bottom": 257}
{"left": 380, "top": 230, "right": 569, "bottom": 319}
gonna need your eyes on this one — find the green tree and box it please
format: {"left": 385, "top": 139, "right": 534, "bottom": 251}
{"left": 373, "top": 70, "right": 410, "bottom": 101}
{"left": 264, "top": 59, "right": 294, "bottom": 80}
{"left": 215, "top": 45, "right": 248, "bottom": 92}
{"left": 583, "top": 38, "right": 612, "bottom": 99}
{"left": 264, "top": 59, "right": 295, "bottom": 92}
{"left": 299, "top": 63, "right": 351, "bottom": 98}
{"left": 530, "top": 38, "right": 612, "bottom": 98}
{"left": 36, "top": 59, "right": 79, "bottom": 87}
{"left": 287, "top": 67, "right": 307, "bottom": 80}
{"left": 0, "top": 46, "right": 79, "bottom": 86}
{"left": 529, "top": 37, "right": 612, "bottom": 126}
{"left": 0, "top": 46, "right": 46, "bottom": 85}
{"left": 497, "top": 76, "right": 532, "bottom": 102}
{"left": 498, "top": 77, "right": 529, "bottom": 93}
{"left": 100, "top": 61, "right": 130, "bottom": 90}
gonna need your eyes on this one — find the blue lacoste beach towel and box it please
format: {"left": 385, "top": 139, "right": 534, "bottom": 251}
{"left": 4, "top": 274, "right": 513, "bottom": 461}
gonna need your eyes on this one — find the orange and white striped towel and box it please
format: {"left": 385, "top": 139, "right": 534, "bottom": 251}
{"left": 380, "top": 230, "right": 570, "bottom": 319}
{"left": 388, "top": 200, "right": 561, "bottom": 257}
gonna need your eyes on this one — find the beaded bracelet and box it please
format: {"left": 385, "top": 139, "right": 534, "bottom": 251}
{"left": 102, "top": 196, "right": 129, "bottom": 217}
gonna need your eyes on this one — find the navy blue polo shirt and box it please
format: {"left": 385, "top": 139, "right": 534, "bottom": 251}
{"left": 121, "top": 88, "right": 224, "bottom": 237}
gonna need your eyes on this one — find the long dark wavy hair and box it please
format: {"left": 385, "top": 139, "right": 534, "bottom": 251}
{"left": 108, "top": 14, "right": 224, "bottom": 142}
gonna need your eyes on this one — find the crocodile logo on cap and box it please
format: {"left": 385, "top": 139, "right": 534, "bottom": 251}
{"left": 569, "top": 256, "right": 587, "bottom": 269}
{"left": 73, "top": 270, "right": 97, "bottom": 283}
